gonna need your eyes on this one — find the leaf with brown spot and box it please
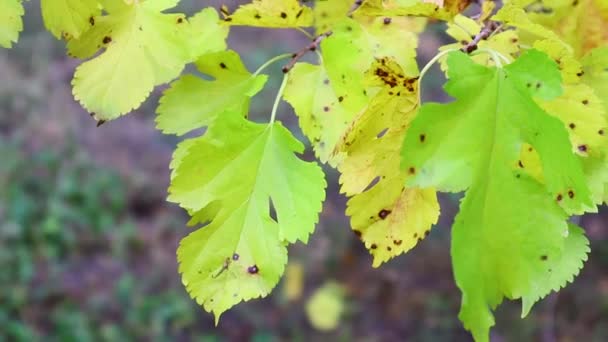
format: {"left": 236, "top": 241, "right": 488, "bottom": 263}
{"left": 334, "top": 58, "right": 439, "bottom": 267}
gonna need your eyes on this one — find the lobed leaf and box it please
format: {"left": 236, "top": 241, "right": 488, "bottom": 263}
{"left": 156, "top": 50, "right": 267, "bottom": 135}
{"left": 69, "top": 0, "right": 191, "bottom": 120}
{"left": 172, "top": 115, "right": 326, "bottom": 320}
{"left": 41, "top": 0, "right": 100, "bottom": 40}
{"left": 402, "top": 51, "right": 592, "bottom": 341}
{"left": 223, "top": 0, "right": 313, "bottom": 28}
{"left": 333, "top": 58, "right": 439, "bottom": 266}
{"left": 0, "top": 0, "right": 24, "bottom": 48}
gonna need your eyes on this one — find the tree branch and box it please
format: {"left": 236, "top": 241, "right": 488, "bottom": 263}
{"left": 282, "top": 31, "right": 333, "bottom": 73}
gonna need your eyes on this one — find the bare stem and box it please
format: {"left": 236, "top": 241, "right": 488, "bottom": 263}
{"left": 281, "top": 31, "right": 332, "bottom": 74}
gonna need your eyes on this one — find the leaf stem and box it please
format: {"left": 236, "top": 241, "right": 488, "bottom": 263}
{"left": 253, "top": 53, "right": 293, "bottom": 76}
{"left": 475, "top": 48, "right": 503, "bottom": 67}
{"left": 270, "top": 74, "right": 289, "bottom": 124}
{"left": 295, "top": 27, "right": 314, "bottom": 40}
{"left": 418, "top": 48, "right": 460, "bottom": 104}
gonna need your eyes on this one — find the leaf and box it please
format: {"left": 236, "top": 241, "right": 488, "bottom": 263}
{"left": 172, "top": 115, "right": 326, "bottom": 320}
{"left": 355, "top": 0, "right": 466, "bottom": 20}
{"left": 283, "top": 62, "right": 358, "bottom": 165}
{"left": 581, "top": 47, "right": 608, "bottom": 113}
{"left": 441, "top": 14, "right": 520, "bottom": 68}
{"left": 334, "top": 58, "right": 439, "bottom": 266}
{"left": 313, "top": 0, "right": 351, "bottom": 33}
{"left": 524, "top": 0, "right": 608, "bottom": 57}
{"left": 186, "top": 7, "right": 229, "bottom": 60}
{"left": 492, "top": 2, "right": 569, "bottom": 49}
{"left": 538, "top": 83, "right": 607, "bottom": 158}
{"left": 0, "top": 0, "right": 24, "bottom": 48}
{"left": 521, "top": 224, "right": 590, "bottom": 316}
{"left": 156, "top": 50, "right": 267, "bottom": 135}
{"left": 223, "top": 0, "right": 313, "bottom": 28}
{"left": 41, "top": 0, "right": 100, "bottom": 39}
{"left": 69, "top": 0, "right": 191, "bottom": 120}
{"left": 305, "top": 281, "right": 345, "bottom": 331}
{"left": 402, "top": 51, "right": 592, "bottom": 341}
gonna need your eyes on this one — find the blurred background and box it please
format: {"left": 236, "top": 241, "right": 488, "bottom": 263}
{"left": 1, "top": 1, "right": 607, "bottom": 341}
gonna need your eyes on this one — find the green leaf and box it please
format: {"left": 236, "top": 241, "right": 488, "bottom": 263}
{"left": 41, "top": 0, "right": 100, "bottom": 39}
{"left": 172, "top": 115, "right": 326, "bottom": 320}
{"left": 187, "top": 7, "right": 229, "bottom": 60}
{"left": 521, "top": 224, "right": 590, "bottom": 317}
{"left": 156, "top": 50, "right": 267, "bottom": 135}
{"left": 69, "top": 0, "right": 190, "bottom": 120}
{"left": 223, "top": 0, "right": 313, "bottom": 28}
{"left": 402, "top": 51, "right": 592, "bottom": 341}
{"left": 0, "top": 0, "right": 24, "bottom": 48}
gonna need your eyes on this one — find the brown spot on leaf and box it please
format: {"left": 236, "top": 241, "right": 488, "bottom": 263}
{"left": 378, "top": 209, "right": 391, "bottom": 219}
{"left": 383, "top": 17, "right": 391, "bottom": 25}
{"left": 220, "top": 62, "right": 227, "bottom": 69}
{"left": 556, "top": 194, "right": 563, "bottom": 202}
{"left": 248, "top": 265, "right": 259, "bottom": 274}
{"left": 578, "top": 144, "right": 588, "bottom": 153}
{"left": 393, "top": 240, "right": 402, "bottom": 246}
{"left": 280, "top": 12, "right": 287, "bottom": 19}
{"left": 408, "top": 167, "right": 416, "bottom": 175}
{"left": 568, "top": 190, "right": 575, "bottom": 198}
{"left": 370, "top": 244, "right": 378, "bottom": 249}
{"left": 540, "top": 255, "right": 548, "bottom": 261}
{"left": 103, "top": 36, "right": 112, "bottom": 44}
{"left": 89, "top": 17, "right": 95, "bottom": 26}
{"left": 569, "top": 123, "right": 576, "bottom": 129}
{"left": 420, "top": 134, "right": 426, "bottom": 143}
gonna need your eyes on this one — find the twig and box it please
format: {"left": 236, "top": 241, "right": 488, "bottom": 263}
{"left": 461, "top": 21, "right": 500, "bottom": 53}
{"left": 348, "top": 0, "right": 364, "bottom": 16}
{"left": 282, "top": 32, "right": 332, "bottom": 73}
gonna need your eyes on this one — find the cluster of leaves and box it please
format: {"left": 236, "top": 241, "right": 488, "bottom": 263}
{"left": 2, "top": 0, "right": 607, "bottom": 340}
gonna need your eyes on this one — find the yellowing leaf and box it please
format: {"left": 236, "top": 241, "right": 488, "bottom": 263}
{"left": 313, "top": 0, "right": 351, "bottom": 33}
{"left": 441, "top": 15, "right": 520, "bottom": 68}
{"left": 335, "top": 58, "right": 439, "bottom": 266}
{"left": 306, "top": 281, "right": 345, "bottom": 331}
{"left": 526, "top": 0, "right": 608, "bottom": 57}
{"left": 41, "top": 0, "right": 100, "bottom": 39}
{"left": 0, "top": 0, "right": 24, "bottom": 48}
{"left": 283, "top": 262, "right": 304, "bottom": 301}
{"left": 157, "top": 50, "right": 267, "bottom": 135}
{"left": 224, "top": 0, "right": 313, "bottom": 28}
{"left": 493, "top": 2, "right": 570, "bottom": 50}
{"left": 356, "top": 0, "right": 466, "bottom": 20}
{"left": 69, "top": 0, "right": 190, "bottom": 120}
{"left": 173, "top": 116, "right": 326, "bottom": 320}
{"left": 283, "top": 62, "right": 357, "bottom": 165}
{"left": 533, "top": 39, "right": 584, "bottom": 84}
{"left": 538, "top": 84, "right": 607, "bottom": 157}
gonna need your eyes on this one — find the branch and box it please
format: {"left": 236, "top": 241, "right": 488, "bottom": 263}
{"left": 460, "top": 21, "right": 500, "bottom": 53}
{"left": 282, "top": 31, "right": 333, "bottom": 73}
{"left": 348, "top": 0, "right": 364, "bottom": 16}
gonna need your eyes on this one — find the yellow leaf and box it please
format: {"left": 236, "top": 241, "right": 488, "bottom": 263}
{"left": 224, "top": 0, "right": 313, "bottom": 28}
{"left": 283, "top": 262, "right": 303, "bottom": 301}
{"left": 334, "top": 58, "right": 439, "bottom": 266}
{"left": 305, "top": 282, "right": 345, "bottom": 331}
